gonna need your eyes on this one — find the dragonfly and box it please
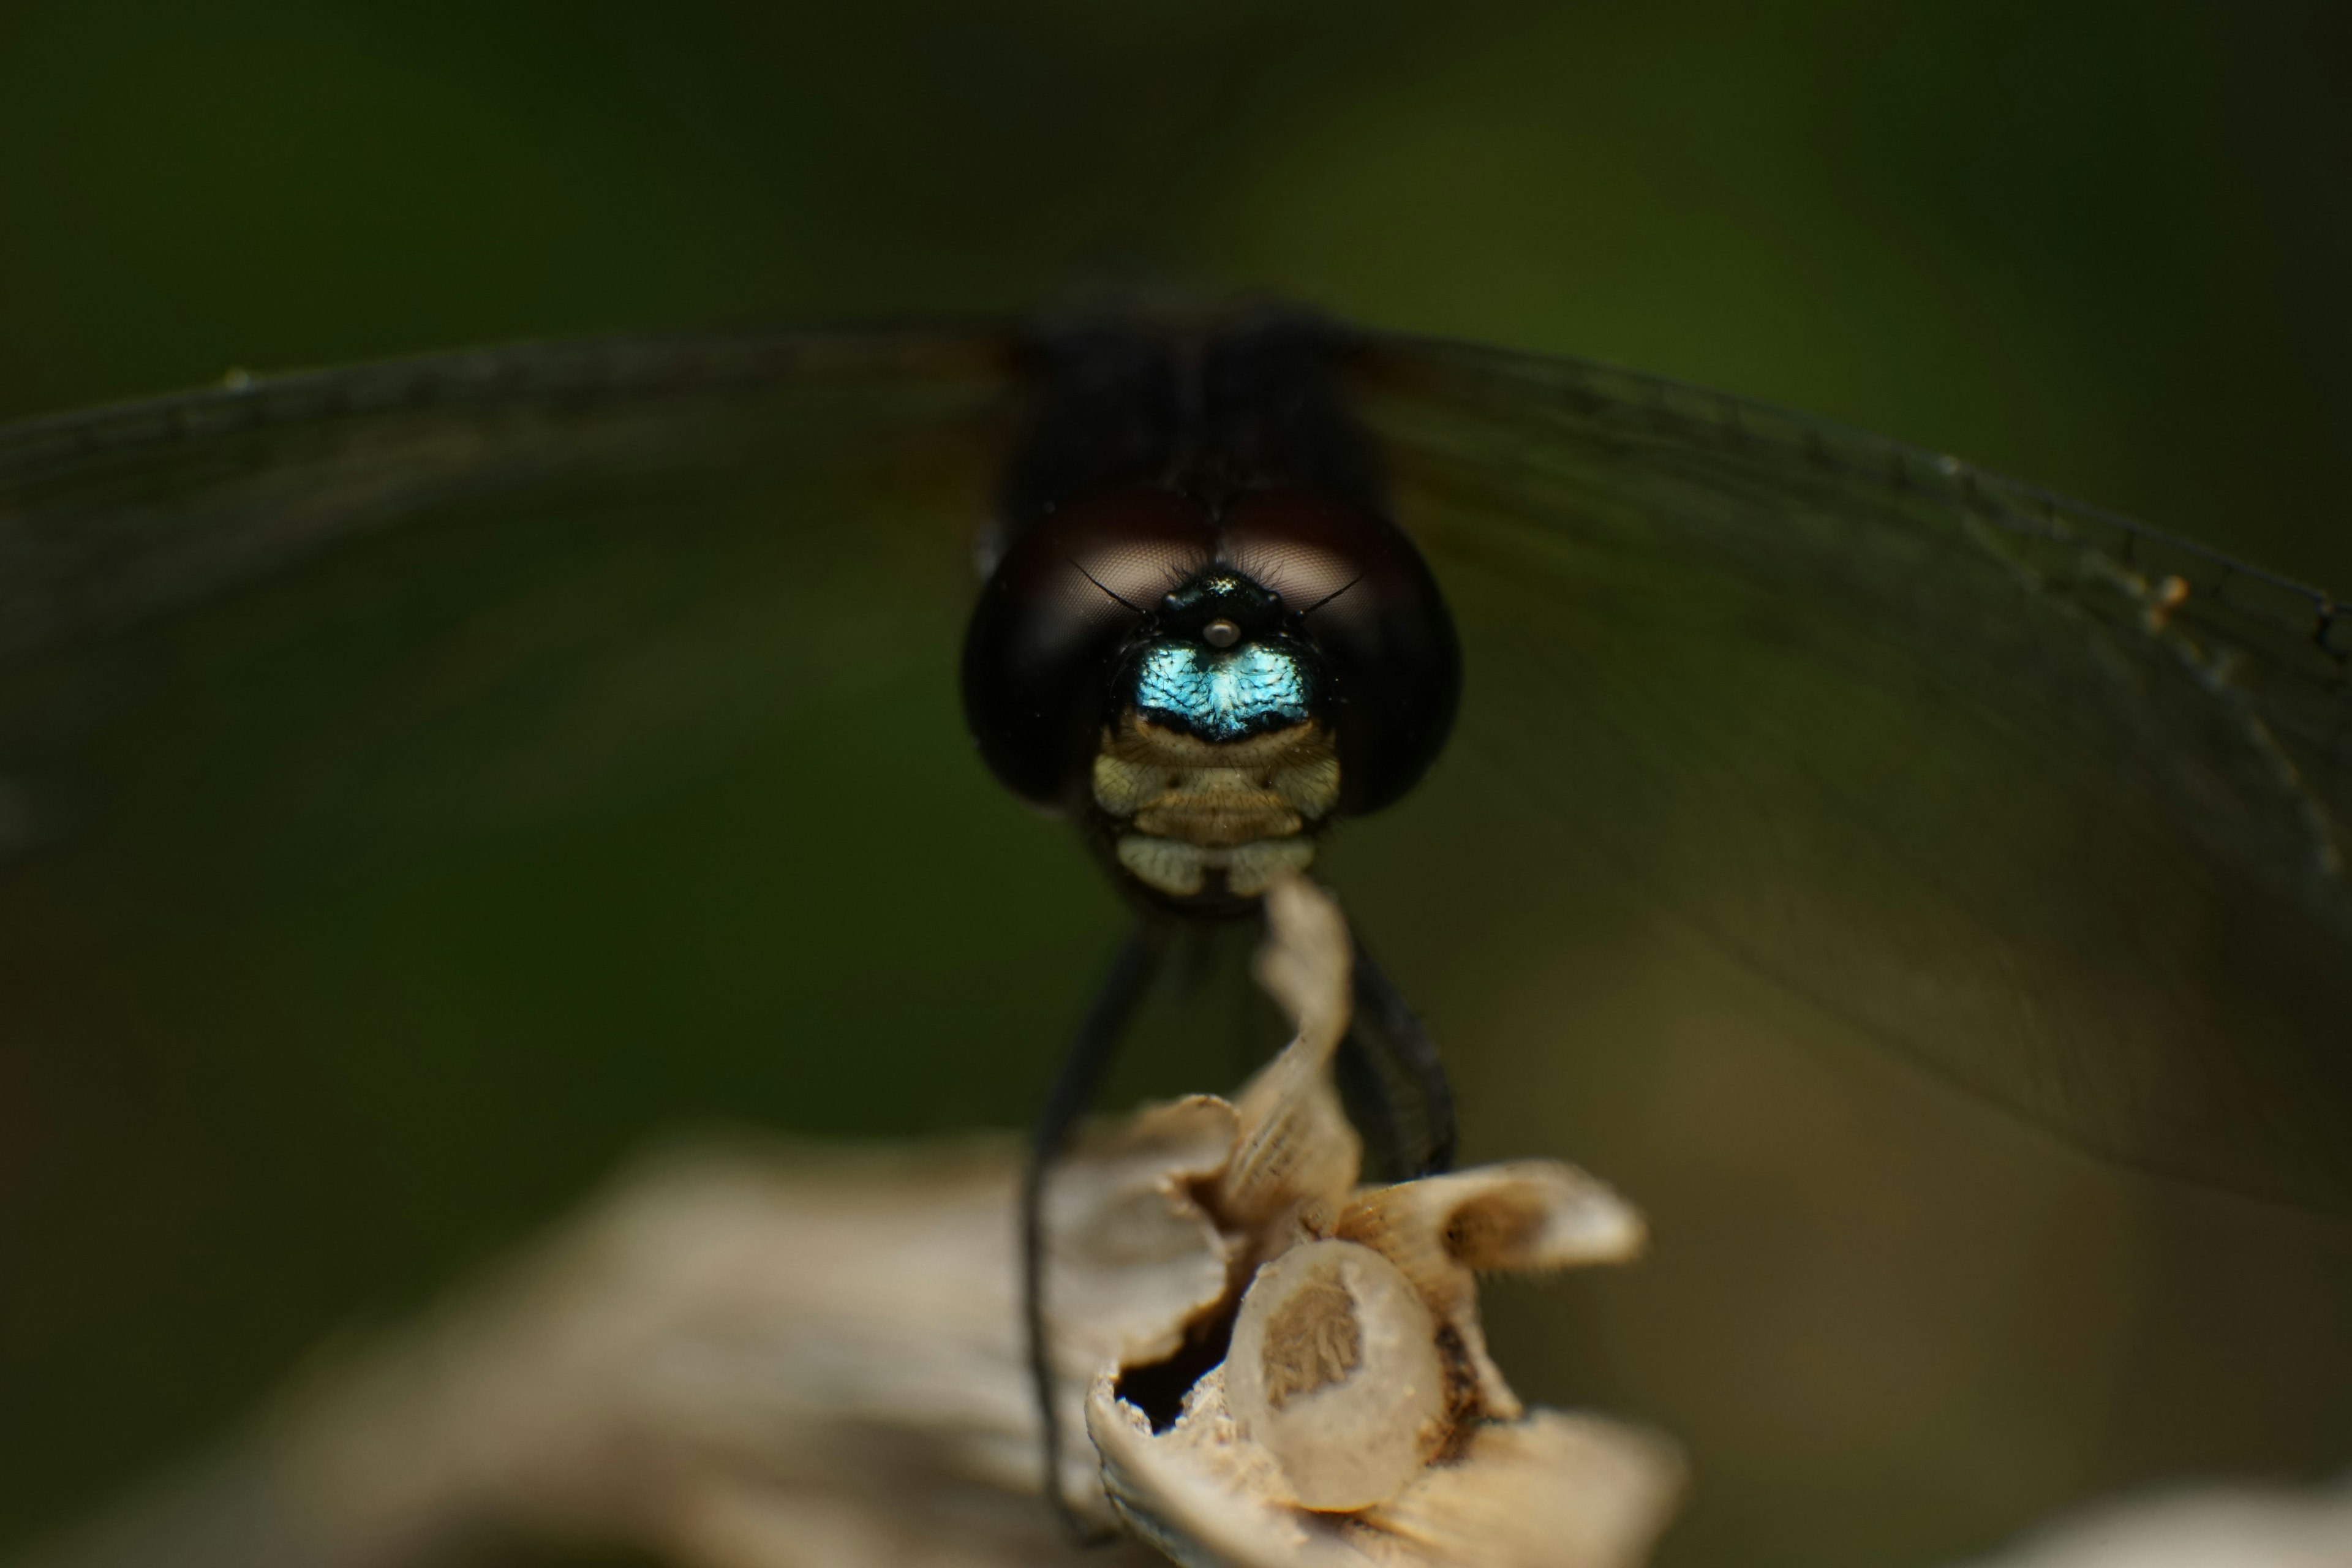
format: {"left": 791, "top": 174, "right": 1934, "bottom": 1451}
{"left": 2, "top": 306, "right": 2348, "bottom": 1530}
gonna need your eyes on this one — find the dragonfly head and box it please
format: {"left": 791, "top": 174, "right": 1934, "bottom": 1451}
{"left": 961, "top": 484, "right": 1460, "bottom": 910}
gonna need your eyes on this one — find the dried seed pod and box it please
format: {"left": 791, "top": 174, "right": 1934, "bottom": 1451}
{"left": 1335, "top": 1162, "right": 1647, "bottom": 1419}
{"left": 1222, "top": 1239, "right": 1449, "bottom": 1512}
{"left": 1091, "top": 871, "right": 1678, "bottom": 1559}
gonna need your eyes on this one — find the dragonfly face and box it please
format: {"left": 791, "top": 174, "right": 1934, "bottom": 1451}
{"left": 960, "top": 317, "right": 1460, "bottom": 914}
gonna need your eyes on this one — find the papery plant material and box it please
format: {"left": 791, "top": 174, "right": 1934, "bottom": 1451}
{"left": 1215, "top": 874, "right": 1363, "bottom": 1237}
{"left": 1331, "top": 1164, "right": 1649, "bottom": 1422}
{"left": 1223, "top": 1240, "right": 1448, "bottom": 1511}
{"left": 1077, "top": 871, "right": 1682, "bottom": 1567}
{"left": 16, "top": 1136, "right": 1196, "bottom": 1568}
{"left": 1964, "top": 1482, "right": 2352, "bottom": 1568}
{"left": 13, "top": 872, "right": 1677, "bottom": 1568}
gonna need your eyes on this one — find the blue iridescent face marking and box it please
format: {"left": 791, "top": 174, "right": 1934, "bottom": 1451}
{"left": 1130, "top": 641, "right": 1313, "bottom": 742}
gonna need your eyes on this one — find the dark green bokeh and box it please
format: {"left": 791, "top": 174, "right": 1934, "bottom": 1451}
{"left": 3, "top": 4, "right": 2350, "bottom": 1567}
{"left": 6, "top": 1, "right": 2349, "bottom": 589}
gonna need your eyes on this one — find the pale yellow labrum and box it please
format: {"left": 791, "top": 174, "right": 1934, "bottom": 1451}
{"left": 1093, "top": 716, "right": 1341, "bottom": 897}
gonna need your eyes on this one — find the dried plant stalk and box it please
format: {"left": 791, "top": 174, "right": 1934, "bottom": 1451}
{"left": 30, "top": 867, "right": 2337, "bottom": 1568}
{"left": 1071, "top": 874, "right": 1678, "bottom": 1567}
{"left": 13, "top": 872, "right": 1681, "bottom": 1568}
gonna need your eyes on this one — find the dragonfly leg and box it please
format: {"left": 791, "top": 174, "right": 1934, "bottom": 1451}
{"left": 1348, "top": 941, "right": 1458, "bottom": 1177}
{"left": 1335, "top": 1026, "right": 1414, "bottom": 1182}
{"left": 1023, "top": 918, "right": 1169, "bottom": 1541}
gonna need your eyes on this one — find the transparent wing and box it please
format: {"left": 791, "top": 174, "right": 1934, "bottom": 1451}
{"left": 0, "top": 325, "right": 1186, "bottom": 1537}
{"left": 0, "top": 318, "right": 1068, "bottom": 929}
{"left": 0, "top": 326, "right": 1017, "bottom": 655}
{"left": 1345, "top": 334, "right": 2352, "bottom": 1211}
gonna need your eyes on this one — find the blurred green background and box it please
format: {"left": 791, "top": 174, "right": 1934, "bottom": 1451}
{"left": 3, "top": 2, "right": 2351, "bottom": 1566}
{"left": 6, "top": 0, "right": 2351, "bottom": 591}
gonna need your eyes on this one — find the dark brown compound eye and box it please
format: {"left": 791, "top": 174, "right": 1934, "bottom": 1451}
{"left": 962, "top": 487, "right": 1216, "bottom": 808}
{"left": 1220, "top": 489, "right": 1461, "bottom": 812}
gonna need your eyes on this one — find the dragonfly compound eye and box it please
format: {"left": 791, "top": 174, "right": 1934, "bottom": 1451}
{"left": 962, "top": 486, "right": 1216, "bottom": 810}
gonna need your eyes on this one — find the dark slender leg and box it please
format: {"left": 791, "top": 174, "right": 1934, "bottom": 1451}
{"left": 1024, "top": 919, "right": 1168, "bottom": 1539}
{"left": 1349, "top": 940, "right": 1458, "bottom": 1176}
{"left": 1335, "top": 1027, "right": 1413, "bottom": 1182}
